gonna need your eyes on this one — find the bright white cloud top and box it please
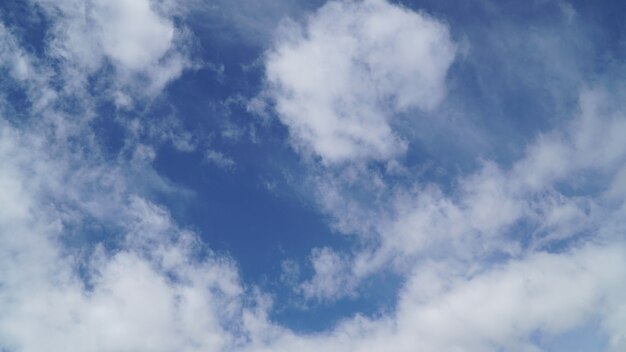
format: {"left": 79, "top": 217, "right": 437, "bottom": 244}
{"left": 265, "top": 0, "right": 456, "bottom": 163}
{"left": 0, "top": 0, "right": 625, "bottom": 351}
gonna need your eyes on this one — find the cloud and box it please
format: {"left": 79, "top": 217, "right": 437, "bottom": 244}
{"left": 0, "top": 7, "right": 250, "bottom": 351}
{"left": 2, "top": 121, "right": 624, "bottom": 352}
{"left": 206, "top": 149, "right": 236, "bottom": 170}
{"left": 92, "top": 0, "right": 174, "bottom": 70}
{"left": 264, "top": 0, "right": 456, "bottom": 163}
{"left": 187, "top": 0, "right": 320, "bottom": 46}
{"left": 0, "top": 118, "right": 251, "bottom": 352}
{"left": 247, "top": 242, "right": 626, "bottom": 352}
{"left": 3, "top": 0, "right": 626, "bottom": 351}
{"left": 34, "top": 0, "right": 192, "bottom": 96}
{"left": 312, "top": 84, "right": 626, "bottom": 273}
{"left": 299, "top": 247, "right": 357, "bottom": 301}
{"left": 0, "top": 24, "right": 35, "bottom": 81}
{"left": 298, "top": 104, "right": 620, "bottom": 293}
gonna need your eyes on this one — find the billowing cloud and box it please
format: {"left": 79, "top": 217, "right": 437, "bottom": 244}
{"left": 206, "top": 149, "right": 236, "bottom": 170}
{"left": 245, "top": 242, "right": 626, "bottom": 352}
{"left": 0, "top": 5, "right": 249, "bottom": 351}
{"left": 264, "top": 0, "right": 456, "bottom": 163}
{"left": 2, "top": 0, "right": 626, "bottom": 351}
{"left": 309, "top": 87, "right": 626, "bottom": 285}
{"left": 298, "top": 247, "right": 357, "bottom": 301}
{"left": 35, "top": 0, "right": 191, "bottom": 96}
{"left": 93, "top": 0, "right": 174, "bottom": 70}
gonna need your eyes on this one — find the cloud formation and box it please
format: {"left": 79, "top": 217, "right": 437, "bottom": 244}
{"left": 264, "top": 0, "right": 456, "bottom": 163}
{"left": 1, "top": 0, "right": 626, "bottom": 351}
{"left": 36, "top": 0, "right": 191, "bottom": 97}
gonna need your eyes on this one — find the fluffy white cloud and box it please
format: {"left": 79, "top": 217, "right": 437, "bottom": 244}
{"left": 264, "top": 0, "right": 456, "bottom": 163}
{"left": 93, "top": 0, "right": 174, "bottom": 70}
{"left": 247, "top": 242, "right": 626, "bottom": 352}
{"left": 3, "top": 1, "right": 626, "bottom": 352}
{"left": 0, "top": 24, "right": 34, "bottom": 81}
{"left": 2, "top": 131, "right": 624, "bottom": 352}
{"left": 0, "top": 9, "right": 248, "bottom": 351}
{"left": 0, "top": 121, "right": 251, "bottom": 352}
{"left": 35, "top": 0, "right": 191, "bottom": 96}
{"left": 310, "top": 86, "right": 626, "bottom": 275}
{"left": 206, "top": 149, "right": 236, "bottom": 170}
{"left": 299, "top": 247, "right": 357, "bottom": 301}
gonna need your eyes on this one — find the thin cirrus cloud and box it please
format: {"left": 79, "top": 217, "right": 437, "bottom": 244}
{"left": 1, "top": 0, "right": 626, "bottom": 352}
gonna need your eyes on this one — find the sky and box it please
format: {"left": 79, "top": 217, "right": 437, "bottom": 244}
{"left": 0, "top": 0, "right": 626, "bottom": 351}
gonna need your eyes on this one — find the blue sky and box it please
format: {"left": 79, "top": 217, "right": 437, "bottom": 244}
{"left": 1, "top": 0, "right": 626, "bottom": 351}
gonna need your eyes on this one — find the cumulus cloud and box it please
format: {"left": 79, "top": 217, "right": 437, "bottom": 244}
{"left": 308, "top": 87, "right": 626, "bottom": 289}
{"left": 0, "top": 5, "right": 250, "bottom": 351}
{"left": 0, "top": 24, "right": 35, "bottom": 81}
{"left": 246, "top": 242, "right": 626, "bottom": 352}
{"left": 299, "top": 247, "right": 357, "bottom": 301}
{"left": 93, "top": 0, "right": 174, "bottom": 70}
{"left": 0, "top": 116, "right": 252, "bottom": 352}
{"left": 35, "top": 0, "right": 191, "bottom": 96}
{"left": 264, "top": 0, "right": 456, "bottom": 163}
{"left": 0, "top": 197, "right": 248, "bottom": 351}
{"left": 3, "top": 0, "right": 626, "bottom": 351}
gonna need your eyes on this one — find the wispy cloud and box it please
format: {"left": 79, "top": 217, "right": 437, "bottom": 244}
{"left": 206, "top": 149, "right": 236, "bottom": 170}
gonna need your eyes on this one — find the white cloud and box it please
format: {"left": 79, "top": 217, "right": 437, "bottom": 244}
{"left": 3, "top": 1, "right": 626, "bottom": 352}
{"left": 299, "top": 247, "right": 357, "bottom": 301}
{"left": 0, "top": 125, "right": 250, "bottom": 351}
{"left": 243, "top": 242, "right": 626, "bottom": 352}
{"left": 388, "top": 243, "right": 626, "bottom": 352}
{"left": 0, "top": 24, "right": 35, "bottom": 81}
{"left": 303, "top": 85, "right": 626, "bottom": 302}
{"left": 0, "top": 14, "right": 246, "bottom": 350}
{"left": 264, "top": 0, "right": 456, "bottom": 163}
{"left": 34, "top": 0, "right": 191, "bottom": 95}
{"left": 93, "top": 0, "right": 174, "bottom": 70}
{"left": 206, "top": 149, "right": 236, "bottom": 170}
{"left": 558, "top": 1, "right": 577, "bottom": 22}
